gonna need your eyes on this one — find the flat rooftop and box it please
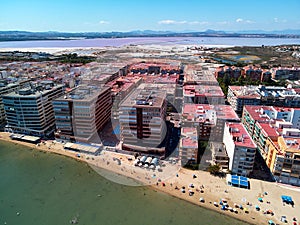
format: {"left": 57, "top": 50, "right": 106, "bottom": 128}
{"left": 184, "top": 85, "right": 224, "bottom": 97}
{"left": 183, "top": 104, "right": 239, "bottom": 122}
{"left": 258, "top": 123, "right": 279, "bottom": 138}
{"left": 55, "top": 84, "right": 110, "bottom": 102}
{"left": 244, "top": 105, "right": 299, "bottom": 122}
{"left": 64, "top": 142, "right": 100, "bottom": 154}
{"left": 226, "top": 122, "right": 256, "bottom": 148}
{"left": 184, "top": 64, "right": 218, "bottom": 85}
{"left": 4, "top": 81, "right": 64, "bottom": 98}
{"left": 181, "top": 127, "right": 198, "bottom": 148}
{"left": 106, "top": 77, "right": 142, "bottom": 93}
{"left": 120, "top": 88, "right": 166, "bottom": 108}
{"left": 137, "top": 83, "right": 176, "bottom": 96}
{"left": 129, "top": 62, "right": 180, "bottom": 71}
{"left": 229, "top": 85, "right": 300, "bottom": 98}
{"left": 211, "top": 142, "right": 228, "bottom": 158}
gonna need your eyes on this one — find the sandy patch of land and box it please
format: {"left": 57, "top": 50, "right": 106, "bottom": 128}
{"left": 1, "top": 131, "right": 299, "bottom": 225}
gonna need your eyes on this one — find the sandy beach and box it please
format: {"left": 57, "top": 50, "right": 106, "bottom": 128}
{"left": 1, "top": 131, "right": 299, "bottom": 225}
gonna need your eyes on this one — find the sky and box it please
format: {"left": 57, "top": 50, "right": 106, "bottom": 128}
{"left": 1, "top": 0, "right": 300, "bottom": 32}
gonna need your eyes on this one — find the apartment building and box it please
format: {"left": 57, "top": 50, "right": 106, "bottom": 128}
{"left": 210, "top": 142, "right": 229, "bottom": 170}
{"left": 0, "top": 83, "right": 20, "bottom": 124}
{"left": 179, "top": 127, "right": 198, "bottom": 166}
{"left": 271, "top": 68, "right": 300, "bottom": 80}
{"left": 214, "top": 66, "right": 242, "bottom": 80}
{"left": 0, "top": 80, "right": 30, "bottom": 124}
{"left": 53, "top": 84, "right": 112, "bottom": 143}
{"left": 242, "top": 105, "right": 300, "bottom": 158}
{"left": 244, "top": 65, "right": 262, "bottom": 81}
{"left": 183, "top": 85, "right": 225, "bottom": 105}
{"left": 3, "top": 81, "right": 64, "bottom": 137}
{"left": 182, "top": 104, "right": 240, "bottom": 141}
{"left": 223, "top": 123, "right": 256, "bottom": 177}
{"left": 184, "top": 64, "right": 219, "bottom": 86}
{"left": 106, "top": 77, "right": 143, "bottom": 121}
{"left": 266, "top": 136, "right": 300, "bottom": 186}
{"left": 129, "top": 62, "right": 181, "bottom": 75}
{"left": 228, "top": 85, "right": 300, "bottom": 114}
{"left": 119, "top": 87, "right": 167, "bottom": 155}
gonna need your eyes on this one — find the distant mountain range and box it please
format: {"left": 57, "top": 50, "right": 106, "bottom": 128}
{"left": 0, "top": 29, "right": 300, "bottom": 41}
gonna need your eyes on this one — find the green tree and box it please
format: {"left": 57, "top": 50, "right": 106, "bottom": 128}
{"left": 237, "top": 75, "right": 244, "bottom": 86}
{"left": 223, "top": 73, "right": 230, "bottom": 86}
{"left": 207, "top": 164, "right": 221, "bottom": 175}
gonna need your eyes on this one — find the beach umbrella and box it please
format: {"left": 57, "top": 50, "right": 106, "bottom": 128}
{"left": 258, "top": 197, "right": 263, "bottom": 202}
{"left": 268, "top": 220, "right": 275, "bottom": 225}
{"left": 239, "top": 205, "right": 243, "bottom": 209}
{"left": 221, "top": 205, "right": 226, "bottom": 210}
{"left": 255, "top": 205, "right": 260, "bottom": 211}
{"left": 214, "top": 202, "right": 218, "bottom": 206}
{"left": 199, "top": 197, "right": 205, "bottom": 203}
{"left": 222, "top": 198, "right": 227, "bottom": 202}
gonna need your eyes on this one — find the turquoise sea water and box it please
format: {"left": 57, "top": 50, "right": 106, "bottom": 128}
{"left": 0, "top": 141, "right": 249, "bottom": 225}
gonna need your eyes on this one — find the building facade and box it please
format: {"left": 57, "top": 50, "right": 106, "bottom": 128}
{"left": 179, "top": 127, "right": 198, "bottom": 166}
{"left": 182, "top": 104, "right": 240, "bottom": 141}
{"left": 242, "top": 105, "right": 300, "bottom": 158}
{"left": 228, "top": 85, "right": 300, "bottom": 114}
{"left": 3, "top": 81, "right": 64, "bottom": 137}
{"left": 183, "top": 85, "right": 225, "bottom": 105}
{"left": 266, "top": 136, "right": 300, "bottom": 186}
{"left": 0, "top": 80, "right": 30, "bottom": 124}
{"left": 223, "top": 123, "right": 256, "bottom": 177}
{"left": 119, "top": 87, "right": 167, "bottom": 155}
{"left": 53, "top": 84, "right": 112, "bottom": 143}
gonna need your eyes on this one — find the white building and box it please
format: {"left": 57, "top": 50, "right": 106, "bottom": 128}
{"left": 223, "top": 122, "right": 257, "bottom": 177}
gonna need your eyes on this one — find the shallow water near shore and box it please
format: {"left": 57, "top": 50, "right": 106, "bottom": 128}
{"left": 0, "top": 141, "right": 250, "bottom": 225}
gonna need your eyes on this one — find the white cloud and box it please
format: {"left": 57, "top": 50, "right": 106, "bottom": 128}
{"left": 158, "top": 20, "right": 208, "bottom": 25}
{"left": 235, "top": 18, "right": 255, "bottom": 24}
{"left": 99, "top": 20, "right": 110, "bottom": 24}
{"left": 189, "top": 21, "right": 209, "bottom": 25}
{"left": 158, "top": 20, "right": 186, "bottom": 25}
{"left": 273, "top": 18, "right": 287, "bottom": 23}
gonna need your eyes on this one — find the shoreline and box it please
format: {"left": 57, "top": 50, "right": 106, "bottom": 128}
{"left": 1, "top": 132, "right": 299, "bottom": 225}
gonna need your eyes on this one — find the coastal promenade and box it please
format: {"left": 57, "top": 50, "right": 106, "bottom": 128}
{"left": 1, "top": 131, "right": 299, "bottom": 225}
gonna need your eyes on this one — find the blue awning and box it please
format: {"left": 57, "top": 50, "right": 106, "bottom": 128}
{"left": 231, "top": 178, "right": 239, "bottom": 185}
{"left": 281, "top": 195, "right": 293, "bottom": 204}
{"left": 240, "top": 180, "right": 248, "bottom": 187}
{"left": 227, "top": 174, "right": 249, "bottom": 188}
